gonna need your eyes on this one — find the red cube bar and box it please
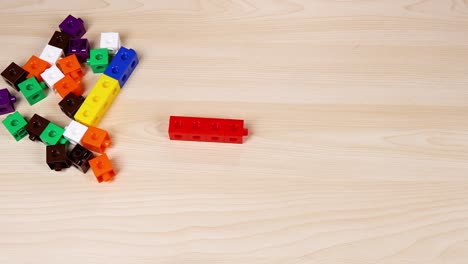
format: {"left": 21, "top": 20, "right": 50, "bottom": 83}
{"left": 168, "top": 116, "right": 248, "bottom": 144}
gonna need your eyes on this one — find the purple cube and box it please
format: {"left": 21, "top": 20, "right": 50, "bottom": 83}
{"left": 68, "top": 39, "right": 90, "bottom": 62}
{"left": 0, "top": 88, "right": 17, "bottom": 115}
{"left": 59, "top": 15, "right": 86, "bottom": 39}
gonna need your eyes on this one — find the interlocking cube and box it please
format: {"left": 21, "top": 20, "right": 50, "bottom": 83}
{"left": 57, "top": 54, "right": 84, "bottom": 82}
{"left": 68, "top": 144, "right": 94, "bottom": 173}
{"left": 59, "top": 15, "right": 86, "bottom": 39}
{"left": 87, "top": 48, "right": 109, "bottom": 73}
{"left": 39, "top": 122, "right": 68, "bottom": 146}
{"left": 63, "top": 120, "right": 88, "bottom": 145}
{"left": 81, "top": 126, "right": 111, "bottom": 153}
{"left": 25, "top": 114, "right": 50, "bottom": 142}
{"left": 74, "top": 74, "right": 120, "bottom": 127}
{"left": 41, "top": 65, "right": 65, "bottom": 89}
{"left": 22, "top": 55, "right": 50, "bottom": 82}
{"left": 40, "top": 44, "right": 64, "bottom": 65}
{"left": 59, "top": 93, "right": 85, "bottom": 119}
{"left": 48, "top": 31, "right": 71, "bottom": 51}
{"left": 46, "top": 144, "right": 72, "bottom": 171}
{"left": 68, "top": 39, "right": 90, "bottom": 62}
{"left": 18, "top": 77, "right": 47, "bottom": 106}
{"left": 0, "top": 88, "right": 17, "bottom": 115}
{"left": 103, "top": 46, "right": 138, "bottom": 88}
{"left": 89, "top": 154, "right": 116, "bottom": 183}
{"left": 1, "top": 62, "right": 28, "bottom": 91}
{"left": 100, "top": 32, "right": 120, "bottom": 55}
{"left": 2, "top": 111, "right": 28, "bottom": 141}
{"left": 168, "top": 116, "right": 249, "bottom": 144}
{"left": 54, "top": 75, "right": 82, "bottom": 98}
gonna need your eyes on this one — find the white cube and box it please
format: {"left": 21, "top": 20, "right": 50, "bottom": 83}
{"left": 40, "top": 44, "right": 64, "bottom": 65}
{"left": 63, "top": 120, "right": 89, "bottom": 145}
{"left": 100, "top": 32, "right": 121, "bottom": 55}
{"left": 40, "top": 65, "right": 65, "bottom": 89}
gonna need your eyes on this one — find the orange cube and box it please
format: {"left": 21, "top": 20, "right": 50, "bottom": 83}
{"left": 23, "top": 55, "right": 50, "bottom": 81}
{"left": 57, "top": 54, "right": 83, "bottom": 81}
{"left": 89, "top": 154, "right": 116, "bottom": 183}
{"left": 82, "top": 126, "right": 111, "bottom": 153}
{"left": 54, "top": 75, "right": 83, "bottom": 98}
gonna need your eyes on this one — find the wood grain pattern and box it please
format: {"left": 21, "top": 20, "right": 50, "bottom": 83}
{"left": 1, "top": 0, "right": 468, "bottom": 263}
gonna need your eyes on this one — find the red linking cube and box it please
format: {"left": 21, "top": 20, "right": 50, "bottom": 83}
{"left": 168, "top": 116, "right": 248, "bottom": 144}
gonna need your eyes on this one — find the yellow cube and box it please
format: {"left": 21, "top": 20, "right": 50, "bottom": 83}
{"left": 74, "top": 102, "right": 103, "bottom": 127}
{"left": 74, "top": 75, "right": 121, "bottom": 127}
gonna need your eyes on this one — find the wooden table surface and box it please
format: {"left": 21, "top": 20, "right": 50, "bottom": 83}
{"left": 1, "top": 1, "right": 468, "bottom": 263}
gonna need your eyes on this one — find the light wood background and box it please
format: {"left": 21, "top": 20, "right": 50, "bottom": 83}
{"left": 1, "top": 1, "right": 468, "bottom": 263}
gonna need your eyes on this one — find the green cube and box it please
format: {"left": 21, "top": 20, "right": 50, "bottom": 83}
{"left": 87, "top": 48, "right": 109, "bottom": 73}
{"left": 18, "top": 77, "right": 47, "bottom": 106}
{"left": 39, "top": 122, "right": 67, "bottom": 146}
{"left": 2, "top": 111, "right": 28, "bottom": 141}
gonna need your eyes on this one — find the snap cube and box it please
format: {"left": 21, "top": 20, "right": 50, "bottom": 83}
{"left": 1, "top": 62, "right": 28, "bottom": 91}
{"left": 2, "top": 111, "right": 28, "bottom": 141}
{"left": 40, "top": 44, "right": 64, "bottom": 65}
{"left": 68, "top": 39, "right": 90, "bottom": 62}
{"left": 81, "top": 126, "right": 111, "bottom": 153}
{"left": 57, "top": 54, "right": 84, "bottom": 81}
{"left": 54, "top": 75, "right": 82, "bottom": 98}
{"left": 22, "top": 56, "right": 50, "bottom": 82}
{"left": 100, "top": 32, "right": 120, "bottom": 55}
{"left": 68, "top": 144, "right": 94, "bottom": 173}
{"left": 63, "top": 120, "right": 88, "bottom": 145}
{"left": 48, "top": 31, "right": 71, "bottom": 51}
{"left": 87, "top": 48, "right": 109, "bottom": 73}
{"left": 168, "top": 116, "right": 249, "bottom": 144}
{"left": 25, "top": 114, "right": 50, "bottom": 142}
{"left": 0, "top": 88, "right": 17, "bottom": 115}
{"left": 41, "top": 65, "right": 65, "bottom": 89}
{"left": 89, "top": 154, "right": 116, "bottom": 183}
{"left": 59, "top": 15, "right": 86, "bottom": 39}
{"left": 59, "top": 93, "right": 85, "bottom": 119}
{"left": 40, "top": 122, "right": 68, "bottom": 146}
{"left": 103, "top": 46, "right": 139, "bottom": 88}
{"left": 46, "top": 144, "right": 71, "bottom": 171}
{"left": 74, "top": 74, "right": 120, "bottom": 127}
{"left": 18, "top": 77, "right": 47, "bottom": 106}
